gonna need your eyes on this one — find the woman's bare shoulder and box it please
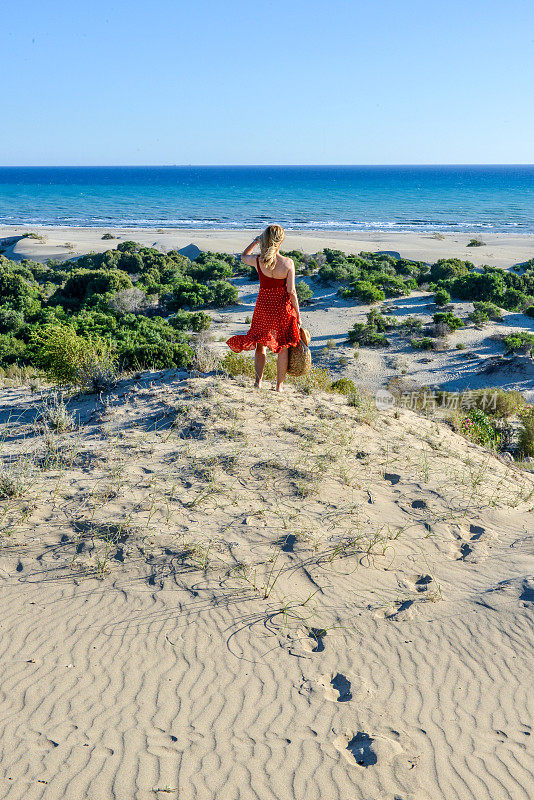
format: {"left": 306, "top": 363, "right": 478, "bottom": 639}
{"left": 277, "top": 254, "right": 295, "bottom": 270}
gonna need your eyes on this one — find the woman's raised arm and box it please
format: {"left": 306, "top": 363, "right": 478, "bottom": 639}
{"left": 241, "top": 236, "right": 260, "bottom": 265}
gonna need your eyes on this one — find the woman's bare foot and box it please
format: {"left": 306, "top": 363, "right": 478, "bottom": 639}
{"left": 275, "top": 383, "right": 284, "bottom": 392}
{"left": 254, "top": 377, "right": 262, "bottom": 389}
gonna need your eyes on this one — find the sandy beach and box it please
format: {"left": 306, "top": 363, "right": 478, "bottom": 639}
{"left": 0, "top": 373, "right": 533, "bottom": 800}
{"left": 1, "top": 225, "right": 533, "bottom": 268}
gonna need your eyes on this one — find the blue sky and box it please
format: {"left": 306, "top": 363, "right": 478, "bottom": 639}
{"left": 2, "top": 0, "right": 533, "bottom": 165}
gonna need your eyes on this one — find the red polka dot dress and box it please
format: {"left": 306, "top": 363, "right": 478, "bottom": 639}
{"left": 227, "top": 256, "right": 300, "bottom": 354}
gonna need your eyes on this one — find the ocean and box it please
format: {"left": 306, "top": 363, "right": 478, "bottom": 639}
{"left": 0, "top": 165, "right": 533, "bottom": 233}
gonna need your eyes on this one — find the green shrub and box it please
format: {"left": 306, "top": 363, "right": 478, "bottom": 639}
{"left": 434, "top": 288, "right": 451, "bottom": 306}
{"left": 468, "top": 301, "right": 503, "bottom": 324}
{"left": 468, "top": 308, "right": 489, "bottom": 325}
{"left": 330, "top": 377, "right": 356, "bottom": 395}
{"left": 458, "top": 408, "right": 502, "bottom": 449}
{"left": 342, "top": 280, "right": 385, "bottom": 304}
{"left": 0, "top": 307, "right": 25, "bottom": 334}
{"left": 0, "top": 334, "right": 27, "bottom": 364}
{"left": 291, "top": 366, "right": 333, "bottom": 393}
{"left": 0, "top": 265, "right": 39, "bottom": 309}
{"left": 399, "top": 316, "right": 424, "bottom": 333}
{"left": 187, "top": 253, "right": 234, "bottom": 281}
{"left": 296, "top": 280, "right": 313, "bottom": 304}
{"left": 433, "top": 312, "right": 464, "bottom": 330}
{"left": 61, "top": 269, "right": 132, "bottom": 304}
{"left": 366, "top": 308, "right": 397, "bottom": 331}
{"left": 467, "top": 238, "right": 485, "bottom": 247}
{"left": 31, "top": 324, "right": 116, "bottom": 386}
{"left": 503, "top": 332, "right": 534, "bottom": 356}
{"left": 471, "top": 388, "right": 527, "bottom": 418}
{"left": 518, "top": 415, "right": 534, "bottom": 457}
{"left": 168, "top": 278, "right": 238, "bottom": 310}
{"left": 348, "top": 324, "right": 389, "bottom": 347}
{"left": 168, "top": 311, "right": 211, "bottom": 332}
{"left": 347, "top": 308, "right": 395, "bottom": 347}
{"left": 524, "top": 306, "right": 534, "bottom": 318}
{"left": 447, "top": 271, "right": 506, "bottom": 304}
{"left": 430, "top": 259, "right": 473, "bottom": 282}
{"left": 502, "top": 288, "right": 532, "bottom": 311}
{"left": 101, "top": 233, "right": 115, "bottom": 240}
{"left": 411, "top": 337, "right": 434, "bottom": 350}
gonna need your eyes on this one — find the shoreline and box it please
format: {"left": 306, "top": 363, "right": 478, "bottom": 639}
{"left": 1, "top": 224, "right": 534, "bottom": 267}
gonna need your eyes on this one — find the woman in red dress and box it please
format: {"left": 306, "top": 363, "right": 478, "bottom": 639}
{"left": 227, "top": 224, "right": 301, "bottom": 392}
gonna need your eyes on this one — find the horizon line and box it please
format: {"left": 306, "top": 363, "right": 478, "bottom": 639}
{"left": 1, "top": 163, "right": 533, "bottom": 169}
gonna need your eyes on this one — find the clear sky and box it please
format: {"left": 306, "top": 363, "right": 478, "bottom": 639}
{"left": 2, "top": 0, "right": 533, "bottom": 165}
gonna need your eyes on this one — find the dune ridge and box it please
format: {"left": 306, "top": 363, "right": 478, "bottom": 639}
{"left": 0, "top": 373, "right": 533, "bottom": 799}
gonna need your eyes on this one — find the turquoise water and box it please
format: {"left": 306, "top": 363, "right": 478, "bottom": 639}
{"left": 0, "top": 165, "right": 532, "bottom": 233}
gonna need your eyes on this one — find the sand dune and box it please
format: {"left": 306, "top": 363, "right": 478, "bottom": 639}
{"left": 0, "top": 373, "right": 533, "bottom": 799}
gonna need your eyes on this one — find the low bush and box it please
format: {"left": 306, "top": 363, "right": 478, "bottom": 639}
{"left": 0, "top": 457, "right": 36, "bottom": 499}
{"left": 399, "top": 316, "right": 424, "bottom": 334}
{"left": 518, "top": 415, "right": 534, "bottom": 458}
{"left": 292, "top": 366, "right": 333, "bottom": 393}
{"left": 38, "top": 393, "right": 77, "bottom": 431}
{"left": 434, "top": 288, "right": 451, "bottom": 306}
{"left": 433, "top": 312, "right": 464, "bottom": 331}
{"left": 348, "top": 324, "right": 389, "bottom": 347}
{"left": 168, "top": 310, "right": 211, "bottom": 332}
{"left": 457, "top": 408, "right": 502, "bottom": 449}
{"left": 503, "top": 332, "right": 534, "bottom": 356}
{"left": 330, "top": 377, "right": 356, "bottom": 395}
{"left": 472, "top": 301, "right": 502, "bottom": 321}
{"left": 366, "top": 308, "right": 397, "bottom": 331}
{"left": 342, "top": 280, "right": 385, "bottom": 304}
{"left": 108, "top": 287, "right": 156, "bottom": 315}
{"left": 31, "top": 324, "right": 118, "bottom": 389}
{"left": 296, "top": 280, "right": 313, "bottom": 304}
{"left": 347, "top": 309, "right": 395, "bottom": 347}
{"left": 411, "top": 337, "right": 434, "bottom": 350}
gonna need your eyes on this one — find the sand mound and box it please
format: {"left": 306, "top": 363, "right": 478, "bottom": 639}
{"left": 0, "top": 373, "right": 533, "bottom": 799}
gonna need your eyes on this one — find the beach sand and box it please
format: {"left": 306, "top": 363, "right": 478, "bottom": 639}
{"left": 0, "top": 373, "right": 533, "bottom": 800}
{"left": 1, "top": 225, "right": 534, "bottom": 267}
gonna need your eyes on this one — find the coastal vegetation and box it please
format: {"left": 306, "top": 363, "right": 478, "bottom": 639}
{"left": 313, "top": 249, "right": 534, "bottom": 314}
{"left": 0, "top": 242, "right": 533, "bottom": 431}
{"left": 0, "top": 242, "right": 238, "bottom": 376}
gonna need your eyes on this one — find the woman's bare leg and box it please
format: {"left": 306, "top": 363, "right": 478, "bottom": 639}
{"left": 254, "top": 345, "right": 266, "bottom": 388}
{"left": 276, "top": 348, "right": 289, "bottom": 392}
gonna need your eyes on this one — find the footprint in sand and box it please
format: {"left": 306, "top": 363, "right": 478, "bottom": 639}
{"left": 451, "top": 523, "right": 493, "bottom": 563}
{"left": 336, "top": 730, "right": 377, "bottom": 766}
{"left": 411, "top": 499, "right": 427, "bottom": 509}
{"left": 318, "top": 672, "right": 352, "bottom": 702}
{"left": 307, "top": 627, "right": 327, "bottom": 652}
{"left": 478, "top": 576, "right": 534, "bottom": 610}
{"left": 275, "top": 533, "right": 296, "bottom": 552}
{"left": 333, "top": 726, "right": 420, "bottom": 781}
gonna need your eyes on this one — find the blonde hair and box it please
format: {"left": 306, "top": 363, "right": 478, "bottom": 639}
{"left": 259, "top": 224, "right": 285, "bottom": 271}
